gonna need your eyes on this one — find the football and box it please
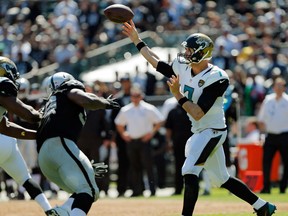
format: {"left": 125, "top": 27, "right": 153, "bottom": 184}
{"left": 103, "top": 4, "right": 134, "bottom": 24}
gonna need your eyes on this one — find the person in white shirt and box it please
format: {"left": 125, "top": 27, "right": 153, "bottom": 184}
{"left": 258, "top": 77, "right": 288, "bottom": 194}
{"left": 240, "top": 117, "right": 261, "bottom": 143}
{"left": 115, "top": 85, "right": 164, "bottom": 196}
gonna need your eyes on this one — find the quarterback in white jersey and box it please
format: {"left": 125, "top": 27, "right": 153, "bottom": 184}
{"left": 172, "top": 60, "right": 228, "bottom": 133}
{"left": 122, "top": 20, "right": 276, "bottom": 216}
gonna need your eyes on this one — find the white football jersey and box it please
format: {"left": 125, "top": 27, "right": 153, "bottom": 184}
{"left": 172, "top": 60, "right": 229, "bottom": 133}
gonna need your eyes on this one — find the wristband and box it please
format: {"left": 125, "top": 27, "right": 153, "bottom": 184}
{"left": 178, "top": 97, "right": 189, "bottom": 107}
{"left": 136, "top": 41, "right": 147, "bottom": 51}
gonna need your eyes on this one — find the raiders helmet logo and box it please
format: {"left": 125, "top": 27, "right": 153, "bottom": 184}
{"left": 198, "top": 79, "right": 205, "bottom": 87}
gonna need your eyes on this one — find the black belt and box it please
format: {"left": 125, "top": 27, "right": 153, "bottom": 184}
{"left": 131, "top": 138, "right": 142, "bottom": 141}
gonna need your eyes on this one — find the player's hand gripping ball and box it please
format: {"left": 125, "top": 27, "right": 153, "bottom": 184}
{"left": 103, "top": 4, "right": 134, "bottom": 24}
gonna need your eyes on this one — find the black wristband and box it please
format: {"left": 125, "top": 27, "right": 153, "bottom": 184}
{"left": 136, "top": 41, "right": 147, "bottom": 51}
{"left": 178, "top": 97, "right": 189, "bottom": 107}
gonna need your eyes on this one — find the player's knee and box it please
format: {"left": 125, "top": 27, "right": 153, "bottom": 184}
{"left": 209, "top": 172, "right": 230, "bottom": 187}
{"left": 77, "top": 184, "right": 99, "bottom": 202}
{"left": 184, "top": 174, "right": 199, "bottom": 187}
{"left": 93, "top": 186, "right": 100, "bottom": 202}
{"left": 72, "top": 193, "right": 94, "bottom": 214}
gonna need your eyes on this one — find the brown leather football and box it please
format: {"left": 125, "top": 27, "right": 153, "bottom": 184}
{"left": 103, "top": 4, "right": 134, "bottom": 24}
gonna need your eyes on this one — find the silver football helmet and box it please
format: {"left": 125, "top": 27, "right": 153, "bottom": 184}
{"left": 49, "top": 72, "right": 75, "bottom": 92}
{"left": 17, "top": 77, "right": 30, "bottom": 99}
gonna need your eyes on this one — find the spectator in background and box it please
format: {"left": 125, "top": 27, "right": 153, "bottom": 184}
{"left": 0, "top": 26, "right": 14, "bottom": 57}
{"left": 14, "top": 52, "right": 34, "bottom": 75}
{"left": 53, "top": 37, "right": 76, "bottom": 72}
{"left": 132, "top": 65, "right": 147, "bottom": 92}
{"left": 54, "top": 9, "right": 80, "bottom": 34}
{"left": 86, "top": 2, "right": 102, "bottom": 45}
{"left": 11, "top": 34, "right": 32, "bottom": 63}
{"left": 214, "top": 25, "right": 242, "bottom": 59}
{"left": 212, "top": 44, "right": 231, "bottom": 70}
{"left": 144, "top": 62, "right": 157, "bottom": 96}
{"left": 165, "top": 103, "right": 192, "bottom": 195}
{"left": 240, "top": 117, "right": 260, "bottom": 143}
{"left": 110, "top": 75, "right": 132, "bottom": 197}
{"left": 244, "top": 74, "right": 266, "bottom": 116}
{"left": 54, "top": 0, "right": 79, "bottom": 17}
{"left": 161, "top": 96, "right": 177, "bottom": 119}
{"left": 71, "top": 47, "right": 89, "bottom": 80}
{"left": 151, "top": 130, "right": 167, "bottom": 190}
{"left": 258, "top": 77, "right": 288, "bottom": 194}
{"left": 115, "top": 85, "right": 164, "bottom": 197}
{"left": 29, "top": 37, "right": 50, "bottom": 68}
{"left": 264, "top": 51, "right": 287, "bottom": 81}
{"left": 223, "top": 83, "right": 238, "bottom": 175}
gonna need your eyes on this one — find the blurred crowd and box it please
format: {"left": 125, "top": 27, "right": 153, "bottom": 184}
{"left": 0, "top": 0, "right": 286, "bottom": 85}
{"left": 0, "top": 0, "right": 287, "bottom": 199}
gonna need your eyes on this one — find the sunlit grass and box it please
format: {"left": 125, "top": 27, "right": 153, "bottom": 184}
{"left": 149, "top": 187, "right": 287, "bottom": 215}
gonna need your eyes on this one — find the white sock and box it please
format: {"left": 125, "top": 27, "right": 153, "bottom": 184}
{"left": 31, "top": 174, "right": 41, "bottom": 185}
{"left": 70, "top": 208, "right": 86, "bottom": 216}
{"left": 252, "top": 198, "right": 267, "bottom": 210}
{"left": 34, "top": 193, "right": 52, "bottom": 212}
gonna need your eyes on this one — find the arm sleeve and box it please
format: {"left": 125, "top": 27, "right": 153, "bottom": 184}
{"left": 59, "top": 80, "right": 86, "bottom": 94}
{"left": 0, "top": 79, "right": 18, "bottom": 97}
{"left": 156, "top": 61, "right": 176, "bottom": 78}
{"left": 197, "top": 79, "right": 229, "bottom": 114}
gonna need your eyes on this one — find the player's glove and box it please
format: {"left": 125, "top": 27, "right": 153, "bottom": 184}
{"left": 105, "top": 95, "right": 120, "bottom": 109}
{"left": 91, "top": 161, "right": 108, "bottom": 178}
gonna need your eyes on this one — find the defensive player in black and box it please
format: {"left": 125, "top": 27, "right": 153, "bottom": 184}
{"left": 36, "top": 72, "right": 120, "bottom": 216}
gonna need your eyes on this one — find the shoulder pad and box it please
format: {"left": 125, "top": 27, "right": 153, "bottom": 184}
{"left": 0, "top": 77, "right": 18, "bottom": 97}
{"left": 58, "top": 80, "right": 86, "bottom": 92}
{"left": 204, "top": 66, "right": 229, "bottom": 86}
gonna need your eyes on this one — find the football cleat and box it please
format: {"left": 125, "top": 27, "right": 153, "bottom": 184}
{"left": 254, "top": 202, "right": 276, "bottom": 216}
{"left": 45, "top": 206, "right": 69, "bottom": 216}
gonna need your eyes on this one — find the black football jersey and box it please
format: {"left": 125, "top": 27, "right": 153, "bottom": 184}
{"left": 0, "top": 77, "right": 18, "bottom": 121}
{"left": 36, "top": 80, "right": 86, "bottom": 151}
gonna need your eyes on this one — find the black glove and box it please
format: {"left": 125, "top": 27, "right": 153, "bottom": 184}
{"left": 105, "top": 95, "right": 120, "bottom": 109}
{"left": 91, "top": 161, "right": 108, "bottom": 178}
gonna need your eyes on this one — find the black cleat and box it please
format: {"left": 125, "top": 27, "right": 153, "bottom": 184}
{"left": 254, "top": 202, "right": 277, "bottom": 216}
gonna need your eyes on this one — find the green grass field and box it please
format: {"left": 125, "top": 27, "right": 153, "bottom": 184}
{"left": 161, "top": 187, "right": 287, "bottom": 216}
{"left": 0, "top": 187, "right": 286, "bottom": 215}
